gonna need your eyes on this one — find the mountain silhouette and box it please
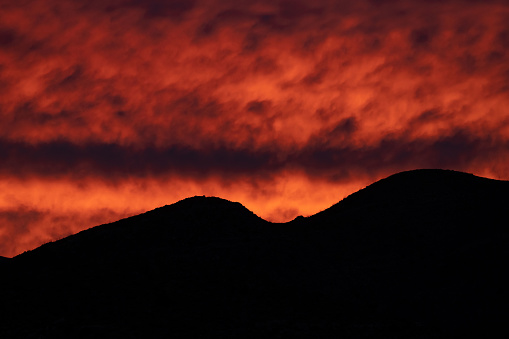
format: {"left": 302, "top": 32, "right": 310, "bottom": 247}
{"left": 1, "top": 169, "right": 508, "bottom": 338}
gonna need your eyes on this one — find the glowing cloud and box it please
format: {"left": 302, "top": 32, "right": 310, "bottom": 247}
{"left": 0, "top": 0, "right": 508, "bottom": 256}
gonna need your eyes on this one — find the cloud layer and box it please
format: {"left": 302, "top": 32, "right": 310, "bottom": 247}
{"left": 1, "top": 0, "right": 508, "bottom": 256}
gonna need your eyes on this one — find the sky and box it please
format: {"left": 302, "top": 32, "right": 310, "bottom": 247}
{"left": 1, "top": 0, "right": 508, "bottom": 257}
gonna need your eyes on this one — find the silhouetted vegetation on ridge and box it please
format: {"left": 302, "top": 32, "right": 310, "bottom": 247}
{"left": 1, "top": 169, "right": 508, "bottom": 338}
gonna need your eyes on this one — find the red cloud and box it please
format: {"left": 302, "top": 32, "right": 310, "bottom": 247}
{"left": 0, "top": 0, "right": 508, "bottom": 256}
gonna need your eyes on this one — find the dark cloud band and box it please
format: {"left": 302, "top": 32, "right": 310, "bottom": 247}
{"left": 1, "top": 130, "right": 506, "bottom": 182}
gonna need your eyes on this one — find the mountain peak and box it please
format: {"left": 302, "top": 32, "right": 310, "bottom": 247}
{"left": 161, "top": 195, "right": 253, "bottom": 213}
{"left": 346, "top": 168, "right": 502, "bottom": 202}
{"left": 14, "top": 195, "right": 265, "bottom": 262}
{"left": 311, "top": 168, "right": 508, "bottom": 223}
{"left": 142, "top": 195, "right": 264, "bottom": 225}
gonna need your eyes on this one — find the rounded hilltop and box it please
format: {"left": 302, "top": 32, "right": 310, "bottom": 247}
{"left": 148, "top": 195, "right": 264, "bottom": 223}
{"left": 316, "top": 168, "right": 507, "bottom": 216}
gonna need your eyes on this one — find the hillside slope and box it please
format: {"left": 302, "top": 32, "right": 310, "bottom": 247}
{"left": 1, "top": 169, "right": 508, "bottom": 338}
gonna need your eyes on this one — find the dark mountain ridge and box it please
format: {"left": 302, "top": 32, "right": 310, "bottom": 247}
{"left": 14, "top": 196, "right": 266, "bottom": 264}
{"left": 1, "top": 169, "right": 508, "bottom": 338}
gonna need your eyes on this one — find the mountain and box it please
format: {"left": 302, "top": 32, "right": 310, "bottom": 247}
{"left": 1, "top": 169, "right": 508, "bottom": 338}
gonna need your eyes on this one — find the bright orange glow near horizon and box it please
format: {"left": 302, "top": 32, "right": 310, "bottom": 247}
{"left": 1, "top": 0, "right": 508, "bottom": 257}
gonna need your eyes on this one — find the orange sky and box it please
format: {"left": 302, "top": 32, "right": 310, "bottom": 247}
{"left": 1, "top": 0, "right": 508, "bottom": 257}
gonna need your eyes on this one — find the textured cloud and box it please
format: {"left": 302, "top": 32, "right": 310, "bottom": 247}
{"left": 0, "top": 0, "right": 508, "bottom": 256}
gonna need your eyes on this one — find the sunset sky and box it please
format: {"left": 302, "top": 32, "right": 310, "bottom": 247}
{"left": 1, "top": 0, "right": 508, "bottom": 257}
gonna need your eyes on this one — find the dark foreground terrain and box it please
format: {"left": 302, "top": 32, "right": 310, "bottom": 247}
{"left": 1, "top": 169, "right": 508, "bottom": 338}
